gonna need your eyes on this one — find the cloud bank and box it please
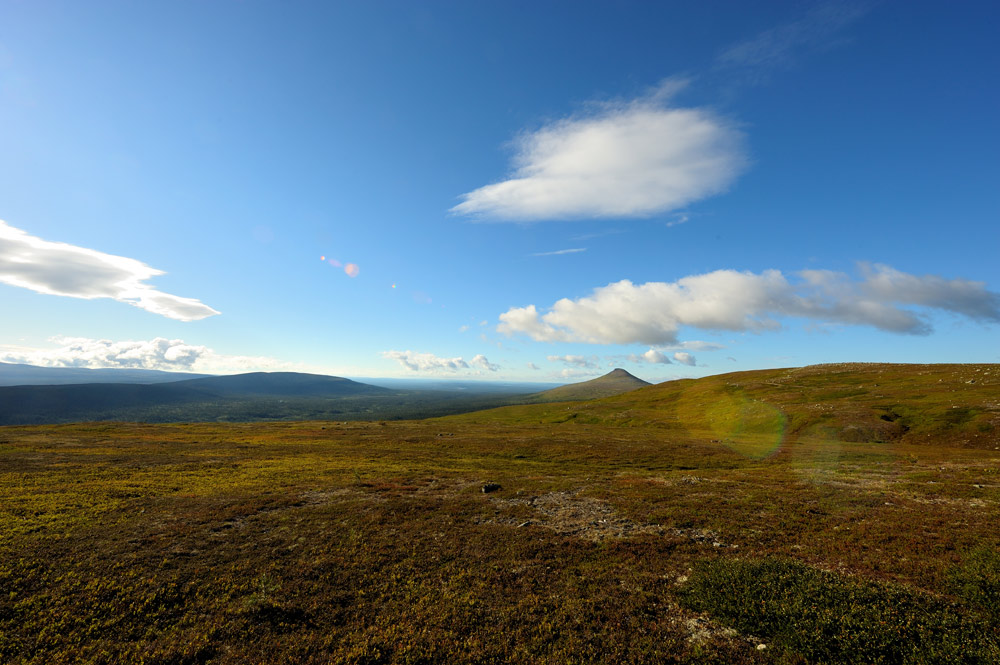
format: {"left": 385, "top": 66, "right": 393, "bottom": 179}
{"left": 381, "top": 350, "right": 500, "bottom": 373}
{"left": 452, "top": 84, "right": 746, "bottom": 221}
{"left": 0, "top": 220, "right": 219, "bottom": 321}
{"left": 0, "top": 337, "right": 289, "bottom": 373}
{"left": 499, "top": 264, "right": 1000, "bottom": 345}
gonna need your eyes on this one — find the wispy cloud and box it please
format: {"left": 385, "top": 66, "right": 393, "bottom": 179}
{"left": 555, "top": 368, "right": 602, "bottom": 380}
{"left": 627, "top": 348, "right": 698, "bottom": 366}
{"left": 0, "top": 336, "right": 290, "bottom": 373}
{"left": 715, "top": 2, "right": 870, "bottom": 83}
{"left": 532, "top": 248, "right": 587, "bottom": 257}
{"left": 499, "top": 264, "right": 1000, "bottom": 345}
{"left": 571, "top": 229, "right": 625, "bottom": 243}
{"left": 672, "top": 340, "right": 725, "bottom": 352}
{"left": 0, "top": 220, "right": 219, "bottom": 321}
{"left": 381, "top": 350, "right": 500, "bottom": 373}
{"left": 546, "top": 354, "right": 599, "bottom": 369}
{"left": 451, "top": 81, "right": 746, "bottom": 221}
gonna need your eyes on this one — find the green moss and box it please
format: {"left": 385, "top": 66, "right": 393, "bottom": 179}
{"left": 680, "top": 557, "right": 1000, "bottom": 664}
{"left": 950, "top": 542, "right": 1000, "bottom": 618}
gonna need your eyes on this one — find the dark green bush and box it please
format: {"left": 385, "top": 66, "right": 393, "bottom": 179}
{"left": 680, "top": 557, "right": 999, "bottom": 664}
{"left": 950, "top": 542, "right": 1000, "bottom": 618}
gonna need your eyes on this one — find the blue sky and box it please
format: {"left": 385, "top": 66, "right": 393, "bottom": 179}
{"left": 1, "top": 0, "right": 998, "bottom": 382}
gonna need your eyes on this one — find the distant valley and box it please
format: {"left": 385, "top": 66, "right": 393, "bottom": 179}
{"left": 0, "top": 363, "right": 638, "bottom": 425}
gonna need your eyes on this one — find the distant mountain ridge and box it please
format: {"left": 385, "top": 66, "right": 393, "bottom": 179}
{"left": 168, "top": 372, "right": 390, "bottom": 397}
{"left": 528, "top": 368, "right": 652, "bottom": 402}
{"left": 0, "top": 371, "right": 392, "bottom": 425}
{"left": 0, "top": 362, "right": 213, "bottom": 386}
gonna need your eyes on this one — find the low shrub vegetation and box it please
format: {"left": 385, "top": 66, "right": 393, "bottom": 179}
{"left": 680, "top": 557, "right": 999, "bottom": 664}
{"left": 1, "top": 363, "right": 998, "bottom": 662}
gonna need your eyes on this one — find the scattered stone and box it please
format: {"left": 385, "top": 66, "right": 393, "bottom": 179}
{"left": 481, "top": 483, "right": 502, "bottom": 494}
{"left": 516, "top": 521, "right": 531, "bottom": 528}
{"left": 684, "top": 616, "right": 737, "bottom": 644}
{"left": 673, "top": 527, "right": 728, "bottom": 547}
{"left": 482, "top": 489, "right": 664, "bottom": 540}
{"left": 757, "top": 644, "right": 767, "bottom": 651}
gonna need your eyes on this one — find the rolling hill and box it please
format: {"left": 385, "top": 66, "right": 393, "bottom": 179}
{"left": 0, "top": 371, "right": 552, "bottom": 425}
{"left": 0, "top": 361, "right": 213, "bottom": 386}
{"left": 527, "top": 368, "right": 651, "bottom": 402}
{"left": 0, "top": 371, "right": 393, "bottom": 425}
{"left": 4, "top": 362, "right": 999, "bottom": 664}
{"left": 167, "top": 372, "right": 391, "bottom": 397}
{"left": 445, "top": 363, "right": 1000, "bottom": 449}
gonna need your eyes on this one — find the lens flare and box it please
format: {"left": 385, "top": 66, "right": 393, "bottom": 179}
{"left": 320, "top": 253, "right": 358, "bottom": 278}
{"left": 678, "top": 388, "right": 786, "bottom": 459}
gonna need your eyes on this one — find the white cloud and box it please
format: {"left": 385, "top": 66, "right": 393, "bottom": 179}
{"left": 501, "top": 305, "right": 570, "bottom": 342}
{"left": 532, "top": 248, "right": 587, "bottom": 257}
{"left": 381, "top": 350, "right": 499, "bottom": 374}
{"left": 526, "top": 362, "right": 540, "bottom": 370}
{"left": 469, "top": 354, "right": 500, "bottom": 372}
{"left": 627, "top": 348, "right": 697, "bottom": 366}
{"left": 0, "top": 336, "right": 290, "bottom": 374}
{"left": 381, "top": 350, "right": 468, "bottom": 372}
{"left": 547, "top": 354, "right": 599, "bottom": 369}
{"left": 459, "top": 325, "right": 470, "bottom": 333}
{"left": 673, "top": 352, "right": 697, "bottom": 366}
{"left": 0, "top": 220, "right": 219, "bottom": 321}
{"left": 499, "top": 264, "right": 1000, "bottom": 344}
{"left": 451, "top": 83, "right": 746, "bottom": 221}
{"left": 630, "top": 349, "right": 673, "bottom": 364}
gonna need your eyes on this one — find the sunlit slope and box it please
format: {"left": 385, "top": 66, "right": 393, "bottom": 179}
{"left": 444, "top": 363, "right": 1000, "bottom": 449}
{"left": 527, "top": 368, "right": 651, "bottom": 402}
